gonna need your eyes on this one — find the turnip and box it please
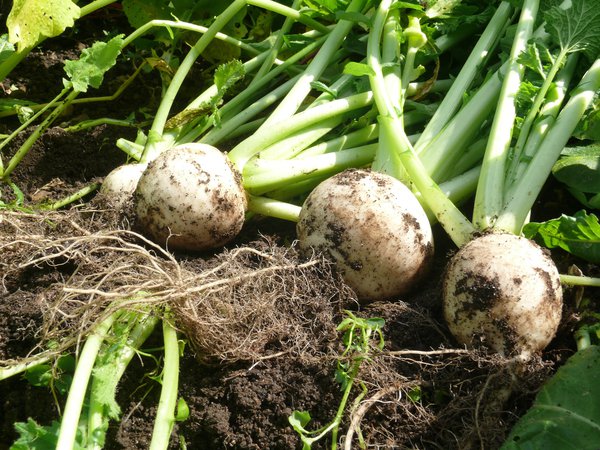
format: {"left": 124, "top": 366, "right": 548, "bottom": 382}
{"left": 100, "top": 163, "right": 147, "bottom": 208}
{"left": 365, "top": 0, "right": 600, "bottom": 357}
{"left": 297, "top": 169, "right": 433, "bottom": 300}
{"left": 442, "top": 233, "right": 562, "bottom": 357}
{"left": 134, "top": 143, "right": 247, "bottom": 252}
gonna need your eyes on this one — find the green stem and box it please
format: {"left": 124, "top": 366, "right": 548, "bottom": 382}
{"left": 79, "top": 0, "right": 118, "bottom": 17}
{"left": 247, "top": 196, "right": 302, "bottom": 221}
{"left": 44, "top": 183, "right": 101, "bottom": 210}
{"left": 246, "top": 0, "right": 331, "bottom": 34}
{"left": 0, "top": 353, "right": 52, "bottom": 381}
{"left": 560, "top": 274, "right": 600, "bottom": 287}
{"left": 55, "top": 311, "right": 120, "bottom": 450}
{"left": 2, "top": 89, "right": 79, "bottom": 180}
{"left": 227, "top": 91, "right": 374, "bottom": 170}
{"left": 141, "top": 0, "right": 248, "bottom": 163}
{"left": 244, "top": 144, "right": 377, "bottom": 194}
{"left": 87, "top": 312, "right": 159, "bottom": 450}
{"left": 472, "top": 0, "right": 539, "bottom": 230}
{"left": 415, "top": 1, "right": 512, "bottom": 152}
{"left": 149, "top": 319, "right": 180, "bottom": 450}
{"left": 257, "top": 0, "right": 366, "bottom": 129}
{"left": 495, "top": 58, "right": 600, "bottom": 233}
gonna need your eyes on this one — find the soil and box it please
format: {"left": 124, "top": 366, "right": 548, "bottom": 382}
{"left": 0, "top": 11, "right": 597, "bottom": 450}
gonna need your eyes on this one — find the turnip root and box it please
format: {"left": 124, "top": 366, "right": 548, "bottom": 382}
{"left": 134, "top": 143, "right": 247, "bottom": 252}
{"left": 443, "top": 233, "right": 562, "bottom": 358}
{"left": 297, "top": 169, "right": 434, "bottom": 301}
{"left": 100, "top": 163, "right": 147, "bottom": 207}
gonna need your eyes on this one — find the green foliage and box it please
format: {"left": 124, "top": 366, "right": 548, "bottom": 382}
{"left": 11, "top": 419, "right": 62, "bottom": 450}
{"left": 523, "top": 210, "right": 600, "bottom": 263}
{"left": 289, "top": 311, "right": 384, "bottom": 449}
{"left": 0, "top": 35, "right": 15, "bottom": 64}
{"left": 24, "top": 354, "right": 75, "bottom": 396}
{"left": 63, "top": 35, "right": 124, "bottom": 93}
{"left": 543, "top": 0, "right": 600, "bottom": 60}
{"left": 6, "top": 0, "right": 80, "bottom": 52}
{"left": 552, "top": 145, "right": 600, "bottom": 208}
{"left": 502, "top": 345, "right": 600, "bottom": 450}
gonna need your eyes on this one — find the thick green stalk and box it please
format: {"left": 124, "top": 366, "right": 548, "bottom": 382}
{"left": 55, "top": 312, "right": 120, "bottom": 450}
{"left": 415, "top": 1, "right": 512, "bottom": 152}
{"left": 257, "top": 0, "right": 366, "bottom": 129}
{"left": 504, "top": 53, "right": 578, "bottom": 191}
{"left": 367, "top": 0, "right": 475, "bottom": 247}
{"left": 246, "top": 0, "right": 331, "bottom": 34}
{"left": 149, "top": 319, "right": 180, "bottom": 450}
{"left": 472, "top": 0, "right": 539, "bottom": 230}
{"left": 244, "top": 144, "right": 377, "bottom": 194}
{"left": 87, "top": 312, "right": 159, "bottom": 450}
{"left": 141, "top": 0, "right": 247, "bottom": 163}
{"left": 0, "top": 353, "right": 52, "bottom": 381}
{"left": 247, "top": 196, "right": 302, "bottom": 222}
{"left": 227, "top": 91, "right": 374, "bottom": 170}
{"left": 495, "top": 58, "right": 600, "bottom": 234}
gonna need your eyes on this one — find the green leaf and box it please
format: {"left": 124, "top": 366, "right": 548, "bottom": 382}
{"left": 10, "top": 419, "right": 60, "bottom": 450}
{"left": 6, "top": 0, "right": 80, "bottom": 52}
{"left": 64, "top": 35, "right": 124, "bottom": 93}
{"left": 523, "top": 210, "right": 600, "bottom": 263}
{"left": 502, "top": 345, "right": 600, "bottom": 450}
{"left": 288, "top": 410, "right": 312, "bottom": 432}
{"left": 122, "top": 0, "right": 170, "bottom": 29}
{"left": 553, "top": 145, "right": 600, "bottom": 193}
{"left": 543, "top": 0, "right": 600, "bottom": 60}
{"left": 343, "top": 61, "right": 375, "bottom": 77}
{"left": 0, "top": 34, "right": 16, "bottom": 64}
{"left": 175, "top": 397, "right": 190, "bottom": 421}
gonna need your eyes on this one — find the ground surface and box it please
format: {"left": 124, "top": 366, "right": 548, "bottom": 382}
{"left": 0, "top": 12, "right": 596, "bottom": 450}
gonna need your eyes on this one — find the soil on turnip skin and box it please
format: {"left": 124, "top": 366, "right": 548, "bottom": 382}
{"left": 0, "top": 14, "right": 596, "bottom": 450}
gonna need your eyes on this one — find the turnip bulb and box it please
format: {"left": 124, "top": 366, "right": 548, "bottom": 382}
{"left": 134, "top": 143, "right": 247, "bottom": 252}
{"left": 297, "top": 169, "right": 434, "bottom": 301}
{"left": 443, "top": 233, "right": 563, "bottom": 358}
{"left": 100, "top": 163, "right": 147, "bottom": 208}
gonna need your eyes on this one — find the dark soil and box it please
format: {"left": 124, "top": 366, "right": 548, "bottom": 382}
{"left": 0, "top": 10, "right": 595, "bottom": 450}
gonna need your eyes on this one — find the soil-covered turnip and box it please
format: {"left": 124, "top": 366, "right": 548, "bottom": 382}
{"left": 100, "top": 163, "right": 147, "bottom": 208}
{"left": 297, "top": 169, "right": 434, "bottom": 301}
{"left": 442, "top": 233, "right": 563, "bottom": 358}
{"left": 134, "top": 143, "right": 247, "bottom": 252}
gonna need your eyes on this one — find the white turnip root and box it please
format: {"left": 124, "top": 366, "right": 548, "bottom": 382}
{"left": 443, "top": 232, "right": 563, "bottom": 358}
{"left": 134, "top": 143, "right": 247, "bottom": 252}
{"left": 297, "top": 169, "right": 434, "bottom": 301}
{"left": 100, "top": 163, "right": 147, "bottom": 208}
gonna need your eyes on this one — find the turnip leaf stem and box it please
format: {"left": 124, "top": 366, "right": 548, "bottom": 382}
{"left": 0, "top": 88, "right": 69, "bottom": 175}
{"left": 472, "top": 0, "right": 539, "bottom": 230}
{"left": 55, "top": 311, "right": 120, "bottom": 450}
{"left": 367, "top": 0, "right": 475, "bottom": 247}
{"left": 228, "top": 91, "right": 374, "bottom": 170}
{"left": 495, "top": 58, "right": 600, "bottom": 234}
{"left": 141, "top": 0, "right": 247, "bottom": 163}
{"left": 247, "top": 196, "right": 302, "bottom": 222}
{"left": 504, "top": 53, "right": 578, "bottom": 190}
{"left": 560, "top": 274, "right": 600, "bottom": 287}
{"left": 87, "top": 311, "right": 159, "bottom": 450}
{"left": 2, "top": 89, "right": 80, "bottom": 180}
{"left": 257, "top": 0, "right": 366, "bottom": 129}
{"left": 414, "top": 1, "right": 513, "bottom": 152}
{"left": 120, "top": 19, "right": 261, "bottom": 55}
{"left": 149, "top": 319, "right": 180, "bottom": 450}
{"left": 248, "top": 0, "right": 301, "bottom": 88}
{"left": 246, "top": 0, "right": 331, "bottom": 35}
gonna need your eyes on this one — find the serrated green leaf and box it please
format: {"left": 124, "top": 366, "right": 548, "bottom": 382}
{"left": 502, "top": 346, "right": 600, "bottom": 450}
{"left": 7, "top": 0, "right": 80, "bottom": 52}
{"left": 523, "top": 210, "right": 600, "bottom": 263}
{"left": 64, "top": 35, "right": 124, "bottom": 93}
{"left": 543, "top": 0, "right": 600, "bottom": 60}
{"left": 11, "top": 419, "right": 61, "bottom": 450}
